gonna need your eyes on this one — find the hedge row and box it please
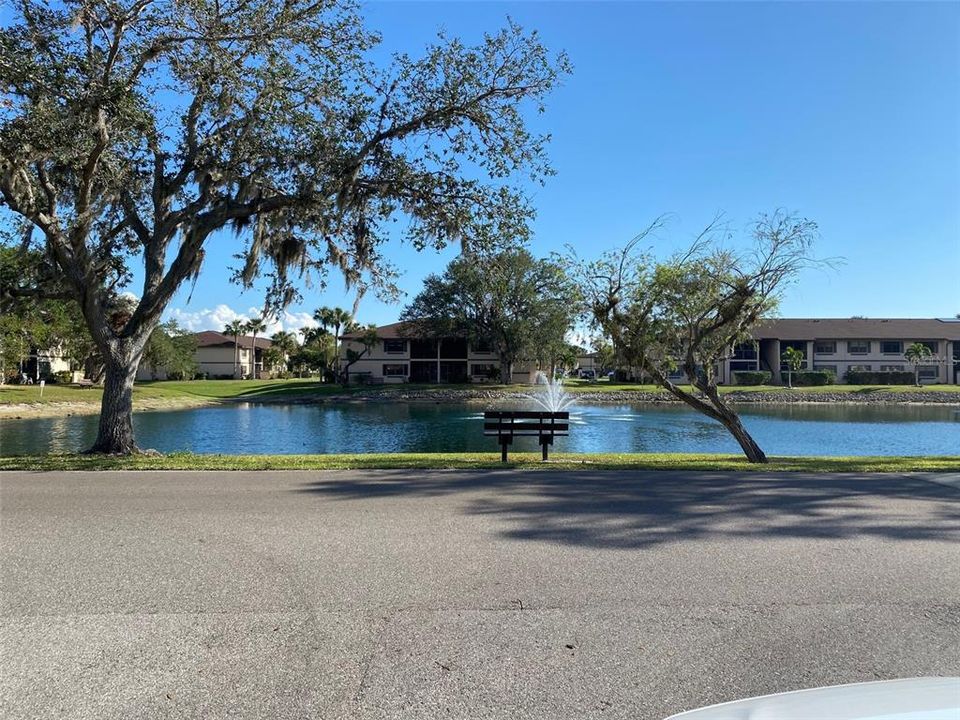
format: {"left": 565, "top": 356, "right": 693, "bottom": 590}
{"left": 844, "top": 370, "right": 916, "bottom": 385}
{"left": 733, "top": 371, "right": 771, "bottom": 385}
{"left": 734, "top": 370, "right": 837, "bottom": 386}
{"left": 789, "top": 370, "right": 835, "bottom": 386}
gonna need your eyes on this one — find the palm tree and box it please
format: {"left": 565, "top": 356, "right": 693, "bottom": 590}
{"left": 270, "top": 330, "right": 298, "bottom": 374}
{"left": 313, "top": 307, "right": 334, "bottom": 334}
{"left": 314, "top": 306, "right": 352, "bottom": 381}
{"left": 245, "top": 317, "right": 267, "bottom": 379}
{"left": 224, "top": 319, "right": 246, "bottom": 379}
{"left": 781, "top": 346, "right": 805, "bottom": 389}
{"left": 904, "top": 342, "right": 934, "bottom": 387}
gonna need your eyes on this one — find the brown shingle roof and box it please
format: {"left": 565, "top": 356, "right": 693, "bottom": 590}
{"left": 343, "top": 318, "right": 960, "bottom": 342}
{"left": 340, "top": 321, "right": 412, "bottom": 340}
{"left": 194, "top": 330, "right": 273, "bottom": 349}
{"left": 749, "top": 318, "right": 960, "bottom": 341}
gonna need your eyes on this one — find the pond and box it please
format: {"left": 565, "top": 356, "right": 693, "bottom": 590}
{"left": 1, "top": 401, "right": 958, "bottom": 456}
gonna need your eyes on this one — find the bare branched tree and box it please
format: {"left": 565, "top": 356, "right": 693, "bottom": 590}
{"left": 568, "top": 211, "right": 828, "bottom": 463}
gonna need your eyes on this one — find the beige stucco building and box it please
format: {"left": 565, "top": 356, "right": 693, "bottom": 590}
{"left": 136, "top": 331, "right": 274, "bottom": 381}
{"left": 719, "top": 318, "right": 960, "bottom": 385}
{"left": 339, "top": 322, "right": 536, "bottom": 384}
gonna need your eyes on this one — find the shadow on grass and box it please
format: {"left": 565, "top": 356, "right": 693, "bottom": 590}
{"left": 295, "top": 471, "right": 960, "bottom": 549}
{"left": 225, "top": 382, "right": 502, "bottom": 401}
{"left": 230, "top": 382, "right": 341, "bottom": 400}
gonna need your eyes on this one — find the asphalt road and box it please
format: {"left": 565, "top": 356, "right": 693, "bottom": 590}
{"left": 2, "top": 470, "right": 959, "bottom": 719}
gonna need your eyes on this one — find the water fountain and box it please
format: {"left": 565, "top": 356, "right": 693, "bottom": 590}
{"left": 526, "top": 371, "right": 577, "bottom": 412}
{"left": 483, "top": 372, "right": 578, "bottom": 462}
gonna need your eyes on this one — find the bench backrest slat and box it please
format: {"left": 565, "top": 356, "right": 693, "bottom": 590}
{"left": 483, "top": 422, "right": 569, "bottom": 432}
{"left": 484, "top": 411, "right": 569, "bottom": 420}
{"left": 483, "top": 409, "right": 572, "bottom": 461}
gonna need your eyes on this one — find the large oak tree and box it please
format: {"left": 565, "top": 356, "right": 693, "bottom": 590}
{"left": 0, "top": 0, "right": 569, "bottom": 453}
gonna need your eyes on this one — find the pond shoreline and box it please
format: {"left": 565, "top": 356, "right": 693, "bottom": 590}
{"left": 2, "top": 386, "right": 959, "bottom": 420}
{"left": 312, "top": 388, "right": 960, "bottom": 406}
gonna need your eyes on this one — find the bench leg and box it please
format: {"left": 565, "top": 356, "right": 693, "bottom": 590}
{"left": 539, "top": 435, "right": 554, "bottom": 461}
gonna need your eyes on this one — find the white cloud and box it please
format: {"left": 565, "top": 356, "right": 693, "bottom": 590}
{"left": 165, "top": 304, "right": 317, "bottom": 336}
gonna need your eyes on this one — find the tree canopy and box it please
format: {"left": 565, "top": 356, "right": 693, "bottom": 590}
{"left": 570, "top": 211, "right": 824, "bottom": 462}
{"left": 0, "top": 0, "right": 569, "bottom": 452}
{"left": 401, "top": 248, "right": 578, "bottom": 383}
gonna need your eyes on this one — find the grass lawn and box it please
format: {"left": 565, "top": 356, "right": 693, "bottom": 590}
{"left": 562, "top": 379, "right": 960, "bottom": 394}
{"left": 0, "top": 378, "right": 353, "bottom": 407}
{"left": 1, "top": 452, "right": 958, "bottom": 473}
{"left": 1, "top": 377, "right": 958, "bottom": 409}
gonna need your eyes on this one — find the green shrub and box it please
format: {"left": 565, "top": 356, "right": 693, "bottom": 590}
{"left": 791, "top": 370, "right": 835, "bottom": 386}
{"left": 53, "top": 371, "right": 73, "bottom": 384}
{"left": 844, "top": 370, "right": 915, "bottom": 385}
{"left": 733, "top": 371, "right": 771, "bottom": 386}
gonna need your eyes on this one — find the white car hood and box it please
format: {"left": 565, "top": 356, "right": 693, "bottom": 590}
{"left": 665, "top": 677, "right": 960, "bottom": 720}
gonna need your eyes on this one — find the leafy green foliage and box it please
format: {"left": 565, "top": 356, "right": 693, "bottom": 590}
{"left": 0, "top": 0, "right": 569, "bottom": 451}
{"left": 570, "top": 211, "right": 825, "bottom": 462}
{"left": 782, "top": 347, "right": 805, "bottom": 371}
{"left": 733, "top": 371, "right": 771, "bottom": 386}
{"left": 141, "top": 321, "right": 198, "bottom": 379}
{"left": 341, "top": 323, "right": 377, "bottom": 369}
{"left": 789, "top": 370, "right": 834, "bottom": 386}
{"left": 845, "top": 370, "right": 916, "bottom": 385}
{"left": 0, "top": 247, "right": 101, "bottom": 379}
{"left": 904, "top": 342, "right": 935, "bottom": 387}
{"left": 781, "top": 346, "right": 805, "bottom": 388}
{"left": 401, "top": 248, "right": 579, "bottom": 383}
{"left": 0, "top": 0, "right": 569, "bottom": 326}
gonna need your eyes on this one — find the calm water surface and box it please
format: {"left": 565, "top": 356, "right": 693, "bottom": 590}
{"left": 1, "top": 402, "right": 958, "bottom": 456}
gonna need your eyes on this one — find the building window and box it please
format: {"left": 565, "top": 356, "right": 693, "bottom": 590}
{"left": 918, "top": 366, "right": 939, "bottom": 380}
{"left": 383, "top": 339, "right": 406, "bottom": 353}
{"left": 919, "top": 341, "right": 939, "bottom": 354}
{"left": 849, "top": 364, "right": 872, "bottom": 372}
{"left": 382, "top": 364, "right": 408, "bottom": 377}
{"left": 880, "top": 365, "right": 904, "bottom": 372}
{"left": 471, "top": 363, "right": 498, "bottom": 378}
{"left": 814, "top": 341, "right": 836, "bottom": 355}
{"left": 879, "top": 341, "right": 902, "bottom": 354}
{"left": 472, "top": 338, "right": 493, "bottom": 353}
{"left": 847, "top": 340, "right": 870, "bottom": 355}
{"left": 731, "top": 342, "right": 757, "bottom": 360}
{"left": 813, "top": 365, "right": 838, "bottom": 375}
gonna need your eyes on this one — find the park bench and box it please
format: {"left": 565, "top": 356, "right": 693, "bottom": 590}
{"left": 483, "top": 410, "right": 570, "bottom": 462}
{"left": 75, "top": 379, "right": 94, "bottom": 389}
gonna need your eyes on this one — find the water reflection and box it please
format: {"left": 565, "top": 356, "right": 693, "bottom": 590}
{"left": 0, "top": 401, "right": 957, "bottom": 457}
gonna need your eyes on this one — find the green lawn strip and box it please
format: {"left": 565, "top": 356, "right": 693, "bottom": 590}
{"left": 563, "top": 380, "right": 960, "bottom": 394}
{"left": 2, "top": 378, "right": 958, "bottom": 409}
{"left": 0, "top": 379, "right": 353, "bottom": 406}
{"left": 2, "top": 452, "right": 957, "bottom": 473}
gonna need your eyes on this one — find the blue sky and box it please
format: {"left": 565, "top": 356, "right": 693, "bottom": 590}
{"left": 142, "top": 3, "right": 960, "bottom": 332}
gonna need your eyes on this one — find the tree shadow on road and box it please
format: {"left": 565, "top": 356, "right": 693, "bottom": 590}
{"left": 294, "top": 471, "right": 960, "bottom": 549}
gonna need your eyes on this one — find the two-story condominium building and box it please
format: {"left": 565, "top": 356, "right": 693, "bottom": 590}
{"left": 136, "top": 331, "right": 274, "bottom": 380}
{"left": 719, "top": 318, "right": 960, "bottom": 385}
{"left": 338, "top": 322, "right": 534, "bottom": 384}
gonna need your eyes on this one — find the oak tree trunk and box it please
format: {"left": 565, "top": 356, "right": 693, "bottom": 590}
{"left": 499, "top": 353, "right": 513, "bottom": 385}
{"left": 87, "top": 343, "right": 142, "bottom": 454}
